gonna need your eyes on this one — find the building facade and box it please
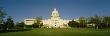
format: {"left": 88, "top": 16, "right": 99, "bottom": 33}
{"left": 24, "top": 8, "right": 72, "bottom": 28}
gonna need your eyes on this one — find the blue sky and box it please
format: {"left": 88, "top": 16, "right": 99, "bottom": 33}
{"left": 0, "top": 0, "right": 110, "bottom": 22}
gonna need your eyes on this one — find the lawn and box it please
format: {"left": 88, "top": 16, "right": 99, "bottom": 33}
{"left": 0, "top": 28, "right": 110, "bottom": 36}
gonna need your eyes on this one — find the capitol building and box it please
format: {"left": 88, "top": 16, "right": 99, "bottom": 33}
{"left": 24, "top": 8, "right": 72, "bottom": 28}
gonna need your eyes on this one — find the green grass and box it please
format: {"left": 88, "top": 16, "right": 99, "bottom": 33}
{"left": 0, "top": 28, "right": 110, "bottom": 36}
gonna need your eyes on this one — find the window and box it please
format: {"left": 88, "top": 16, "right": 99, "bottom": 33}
{"left": 55, "top": 25, "right": 56, "bottom": 26}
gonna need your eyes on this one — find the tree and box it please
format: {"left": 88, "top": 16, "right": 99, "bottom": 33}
{"left": 32, "top": 23, "right": 39, "bottom": 28}
{"left": 16, "top": 22, "right": 25, "bottom": 29}
{"left": 78, "top": 16, "right": 86, "bottom": 28}
{"left": 89, "top": 15, "right": 102, "bottom": 29}
{"left": 0, "top": 7, "right": 6, "bottom": 30}
{"left": 0, "top": 7, "right": 6, "bottom": 18}
{"left": 68, "top": 20, "right": 79, "bottom": 27}
{"left": 6, "top": 16, "right": 14, "bottom": 30}
{"left": 102, "top": 16, "right": 110, "bottom": 28}
{"left": 33, "top": 16, "right": 43, "bottom": 28}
